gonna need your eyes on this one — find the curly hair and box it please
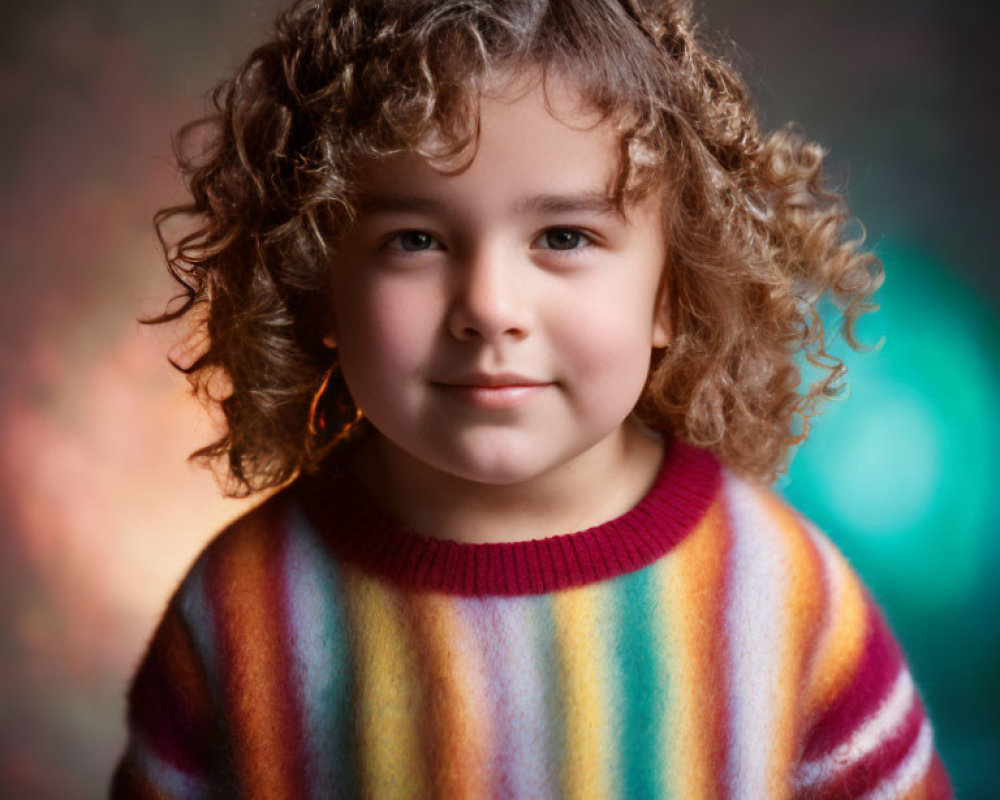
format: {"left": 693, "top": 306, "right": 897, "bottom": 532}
{"left": 152, "top": 0, "right": 881, "bottom": 496}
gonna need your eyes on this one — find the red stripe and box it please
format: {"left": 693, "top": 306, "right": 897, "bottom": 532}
{"left": 127, "top": 600, "right": 218, "bottom": 776}
{"left": 809, "top": 695, "right": 925, "bottom": 800}
{"left": 710, "top": 507, "right": 734, "bottom": 800}
{"left": 800, "top": 596, "right": 904, "bottom": 760}
{"left": 262, "top": 515, "right": 314, "bottom": 798}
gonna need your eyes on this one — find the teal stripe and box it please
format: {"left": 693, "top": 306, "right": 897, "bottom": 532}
{"left": 614, "top": 564, "right": 668, "bottom": 798}
{"left": 286, "top": 509, "right": 358, "bottom": 800}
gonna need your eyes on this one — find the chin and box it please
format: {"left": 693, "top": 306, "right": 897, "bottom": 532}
{"left": 440, "top": 456, "right": 549, "bottom": 488}
{"left": 415, "top": 439, "right": 563, "bottom": 488}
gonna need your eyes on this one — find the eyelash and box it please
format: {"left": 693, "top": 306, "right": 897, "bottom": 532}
{"left": 382, "top": 227, "right": 595, "bottom": 254}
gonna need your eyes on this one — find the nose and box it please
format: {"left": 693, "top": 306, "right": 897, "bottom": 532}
{"left": 447, "top": 244, "right": 531, "bottom": 342}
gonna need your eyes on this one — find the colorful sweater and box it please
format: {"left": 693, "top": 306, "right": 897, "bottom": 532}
{"left": 111, "top": 440, "right": 952, "bottom": 799}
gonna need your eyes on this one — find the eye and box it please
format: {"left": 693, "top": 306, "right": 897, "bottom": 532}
{"left": 533, "top": 228, "right": 592, "bottom": 251}
{"left": 385, "top": 230, "right": 441, "bottom": 252}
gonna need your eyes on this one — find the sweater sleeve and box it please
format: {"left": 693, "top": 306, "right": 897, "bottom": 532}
{"left": 110, "top": 587, "right": 226, "bottom": 800}
{"left": 791, "top": 536, "right": 953, "bottom": 800}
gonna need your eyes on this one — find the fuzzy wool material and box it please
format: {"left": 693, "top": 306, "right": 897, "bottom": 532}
{"left": 111, "top": 439, "right": 952, "bottom": 799}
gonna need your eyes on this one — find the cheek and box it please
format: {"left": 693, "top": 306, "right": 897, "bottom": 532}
{"left": 555, "top": 298, "right": 656, "bottom": 402}
{"left": 333, "top": 278, "right": 438, "bottom": 390}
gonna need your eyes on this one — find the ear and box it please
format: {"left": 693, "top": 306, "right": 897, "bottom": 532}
{"left": 651, "top": 305, "right": 671, "bottom": 349}
{"left": 321, "top": 311, "right": 337, "bottom": 349}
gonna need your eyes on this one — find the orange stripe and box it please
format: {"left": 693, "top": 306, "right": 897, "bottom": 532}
{"left": 900, "top": 770, "right": 930, "bottom": 800}
{"left": 408, "top": 592, "right": 493, "bottom": 799}
{"left": 664, "top": 498, "right": 730, "bottom": 800}
{"left": 211, "top": 519, "right": 297, "bottom": 800}
{"left": 800, "top": 530, "right": 869, "bottom": 719}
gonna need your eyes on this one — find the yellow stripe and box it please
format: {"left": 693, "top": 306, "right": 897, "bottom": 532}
{"left": 663, "top": 499, "right": 729, "bottom": 799}
{"left": 410, "top": 593, "right": 493, "bottom": 799}
{"left": 553, "top": 583, "right": 613, "bottom": 799}
{"left": 344, "top": 568, "right": 431, "bottom": 800}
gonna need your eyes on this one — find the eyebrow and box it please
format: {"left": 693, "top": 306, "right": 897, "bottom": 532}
{"left": 514, "top": 192, "right": 620, "bottom": 218}
{"left": 355, "top": 191, "right": 621, "bottom": 219}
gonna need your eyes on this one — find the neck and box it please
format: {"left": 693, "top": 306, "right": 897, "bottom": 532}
{"left": 352, "top": 420, "right": 665, "bottom": 544}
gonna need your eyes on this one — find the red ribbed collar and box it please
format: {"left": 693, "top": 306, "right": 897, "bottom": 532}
{"left": 297, "top": 438, "right": 721, "bottom": 597}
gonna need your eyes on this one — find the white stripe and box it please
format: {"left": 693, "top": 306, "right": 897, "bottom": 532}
{"left": 132, "top": 734, "right": 210, "bottom": 799}
{"left": 285, "top": 511, "right": 354, "bottom": 800}
{"left": 460, "top": 595, "right": 557, "bottom": 799}
{"left": 804, "top": 523, "right": 845, "bottom": 626}
{"left": 796, "top": 667, "right": 916, "bottom": 787}
{"left": 723, "top": 475, "right": 790, "bottom": 800}
{"left": 859, "top": 719, "right": 934, "bottom": 800}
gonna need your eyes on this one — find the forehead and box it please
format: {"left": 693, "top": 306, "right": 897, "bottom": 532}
{"left": 352, "top": 69, "right": 645, "bottom": 219}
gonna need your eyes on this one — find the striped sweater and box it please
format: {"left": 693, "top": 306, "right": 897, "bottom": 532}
{"left": 111, "top": 439, "right": 952, "bottom": 799}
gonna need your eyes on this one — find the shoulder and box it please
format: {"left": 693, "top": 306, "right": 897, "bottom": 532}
{"left": 714, "top": 468, "right": 848, "bottom": 606}
{"left": 715, "top": 469, "right": 877, "bottom": 686}
{"left": 166, "top": 469, "right": 354, "bottom": 637}
{"left": 712, "top": 470, "right": 884, "bottom": 729}
{"left": 713, "top": 469, "right": 876, "bottom": 615}
{"left": 712, "top": 472, "right": 950, "bottom": 797}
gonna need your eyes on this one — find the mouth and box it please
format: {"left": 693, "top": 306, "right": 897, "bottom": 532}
{"left": 439, "top": 372, "right": 550, "bottom": 389}
{"left": 432, "top": 373, "right": 553, "bottom": 410}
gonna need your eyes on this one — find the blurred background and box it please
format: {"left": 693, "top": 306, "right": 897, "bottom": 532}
{"left": 1, "top": 0, "right": 997, "bottom": 796}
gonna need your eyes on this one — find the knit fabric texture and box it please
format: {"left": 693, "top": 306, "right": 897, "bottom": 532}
{"left": 111, "top": 439, "right": 953, "bottom": 799}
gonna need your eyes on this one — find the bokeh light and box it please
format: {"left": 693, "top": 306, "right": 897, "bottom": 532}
{"left": 782, "top": 240, "right": 1000, "bottom": 793}
{"left": 784, "top": 241, "right": 999, "bottom": 612}
{"left": 2, "top": 1, "right": 997, "bottom": 797}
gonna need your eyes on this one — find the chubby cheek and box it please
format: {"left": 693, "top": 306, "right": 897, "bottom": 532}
{"left": 554, "top": 304, "right": 656, "bottom": 416}
{"left": 332, "top": 277, "right": 438, "bottom": 404}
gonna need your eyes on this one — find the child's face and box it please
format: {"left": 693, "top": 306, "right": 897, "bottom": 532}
{"left": 329, "top": 72, "right": 669, "bottom": 492}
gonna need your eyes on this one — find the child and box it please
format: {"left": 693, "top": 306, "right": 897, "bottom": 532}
{"left": 112, "top": 0, "right": 953, "bottom": 798}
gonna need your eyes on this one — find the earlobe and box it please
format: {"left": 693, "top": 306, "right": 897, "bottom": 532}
{"left": 322, "top": 332, "right": 337, "bottom": 349}
{"left": 651, "top": 312, "right": 671, "bottom": 349}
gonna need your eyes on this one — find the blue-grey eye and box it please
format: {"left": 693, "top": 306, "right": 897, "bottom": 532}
{"left": 395, "top": 231, "right": 437, "bottom": 251}
{"left": 540, "top": 228, "right": 587, "bottom": 250}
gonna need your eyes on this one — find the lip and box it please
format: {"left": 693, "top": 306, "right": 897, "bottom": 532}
{"left": 433, "top": 373, "right": 553, "bottom": 410}
{"left": 441, "top": 372, "right": 549, "bottom": 388}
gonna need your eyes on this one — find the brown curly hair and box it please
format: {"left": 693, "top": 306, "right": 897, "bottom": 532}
{"left": 152, "top": 0, "right": 881, "bottom": 496}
